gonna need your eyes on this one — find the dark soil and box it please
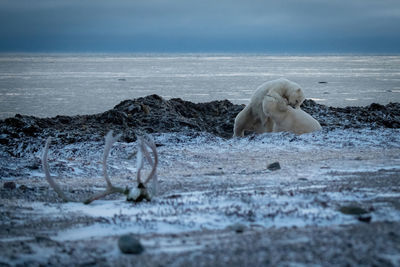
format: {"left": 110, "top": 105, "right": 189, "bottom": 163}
{"left": 0, "top": 94, "right": 399, "bottom": 151}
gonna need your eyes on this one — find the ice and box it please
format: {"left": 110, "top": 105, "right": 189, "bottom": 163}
{"left": 1, "top": 125, "right": 400, "bottom": 266}
{"left": 0, "top": 128, "right": 399, "bottom": 245}
{"left": 1, "top": 54, "right": 400, "bottom": 119}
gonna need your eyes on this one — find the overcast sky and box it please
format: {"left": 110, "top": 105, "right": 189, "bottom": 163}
{"left": 1, "top": 0, "right": 400, "bottom": 53}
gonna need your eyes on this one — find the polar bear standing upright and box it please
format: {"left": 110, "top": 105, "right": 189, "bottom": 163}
{"left": 263, "top": 96, "right": 321, "bottom": 134}
{"left": 233, "top": 78, "right": 305, "bottom": 137}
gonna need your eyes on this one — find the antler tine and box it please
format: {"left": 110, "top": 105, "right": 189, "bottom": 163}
{"left": 42, "top": 137, "right": 72, "bottom": 202}
{"left": 142, "top": 137, "right": 159, "bottom": 185}
{"left": 84, "top": 130, "right": 125, "bottom": 204}
{"left": 136, "top": 136, "right": 145, "bottom": 184}
{"left": 102, "top": 130, "right": 121, "bottom": 188}
{"left": 140, "top": 135, "right": 156, "bottom": 166}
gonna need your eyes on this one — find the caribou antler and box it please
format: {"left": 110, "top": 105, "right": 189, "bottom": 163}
{"left": 136, "top": 136, "right": 158, "bottom": 185}
{"left": 41, "top": 130, "right": 159, "bottom": 204}
{"left": 127, "top": 135, "right": 159, "bottom": 202}
{"left": 42, "top": 137, "right": 72, "bottom": 202}
{"left": 83, "top": 131, "right": 127, "bottom": 204}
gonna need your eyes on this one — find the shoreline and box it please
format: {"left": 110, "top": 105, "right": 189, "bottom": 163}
{"left": 1, "top": 130, "right": 399, "bottom": 266}
{"left": 1, "top": 94, "right": 399, "bottom": 145}
{"left": 1, "top": 95, "right": 400, "bottom": 266}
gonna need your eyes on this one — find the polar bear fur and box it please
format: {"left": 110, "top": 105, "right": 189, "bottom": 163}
{"left": 233, "top": 78, "right": 306, "bottom": 137}
{"left": 263, "top": 96, "right": 321, "bottom": 134}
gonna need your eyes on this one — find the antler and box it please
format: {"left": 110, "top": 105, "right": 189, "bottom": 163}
{"left": 42, "top": 131, "right": 127, "bottom": 204}
{"left": 127, "top": 135, "right": 159, "bottom": 201}
{"left": 142, "top": 136, "right": 158, "bottom": 195}
{"left": 42, "top": 137, "right": 72, "bottom": 202}
{"left": 42, "top": 131, "right": 159, "bottom": 204}
{"left": 83, "top": 131, "right": 127, "bottom": 204}
{"left": 136, "top": 136, "right": 158, "bottom": 185}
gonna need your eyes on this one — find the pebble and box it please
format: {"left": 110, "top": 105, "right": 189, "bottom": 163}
{"left": 267, "top": 162, "right": 281, "bottom": 171}
{"left": 358, "top": 214, "right": 372, "bottom": 223}
{"left": 118, "top": 234, "right": 144, "bottom": 254}
{"left": 228, "top": 223, "right": 246, "bottom": 233}
{"left": 339, "top": 206, "right": 368, "bottom": 215}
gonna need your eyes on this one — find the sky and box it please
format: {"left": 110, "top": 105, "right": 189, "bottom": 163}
{"left": 0, "top": 0, "right": 400, "bottom": 53}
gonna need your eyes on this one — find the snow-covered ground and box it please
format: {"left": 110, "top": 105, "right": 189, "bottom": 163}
{"left": 1, "top": 128, "right": 400, "bottom": 265}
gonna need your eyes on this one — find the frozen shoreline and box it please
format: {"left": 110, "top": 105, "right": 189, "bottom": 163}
{"left": 1, "top": 96, "right": 400, "bottom": 265}
{"left": 1, "top": 129, "right": 400, "bottom": 265}
{"left": 2, "top": 54, "right": 400, "bottom": 119}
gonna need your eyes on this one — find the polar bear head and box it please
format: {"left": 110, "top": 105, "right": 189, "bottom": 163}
{"left": 287, "top": 88, "right": 305, "bottom": 109}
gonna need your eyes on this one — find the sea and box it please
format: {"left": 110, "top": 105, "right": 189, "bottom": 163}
{"left": 0, "top": 54, "right": 399, "bottom": 119}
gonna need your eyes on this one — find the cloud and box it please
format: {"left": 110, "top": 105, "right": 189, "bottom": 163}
{"left": 0, "top": 0, "right": 399, "bottom": 52}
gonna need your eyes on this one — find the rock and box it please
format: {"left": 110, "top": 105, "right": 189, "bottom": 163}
{"left": 0, "top": 95, "right": 399, "bottom": 151}
{"left": 368, "top": 103, "right": 386, "bottom": 111}
{"left": 228, "top": 223, "right": 246, "bottom": 233}
{"left": 267, "top": 162, "right": 281, "bottom": 171}
{"left": 339, "top": 206, "right": 368, "bottom": 215}
{"left": 358, "top": 214, "right": 372, "bottom": 223}
{"left": 3, "top": 181, "right": 16, "bottom": 190}
{"left": 118, "top": 234, "right": 144, "bottom": 254}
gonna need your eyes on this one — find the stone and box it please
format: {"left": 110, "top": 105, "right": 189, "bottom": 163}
{"left": 339, "top": 206, "right": 368, "bottom": 215}
{"left": 267, "top": 162, "right": 281, "bottom": 171}
{"left": 228, "top": 223, "right": 246, "bottom": 233}
{"left": 0, "top": 95, "right": 399, "bottom": 150}
{"left": 118, "top": 234, "right": 144, "bottom": 254}
{"left": 358, "top": 214, "right": 372, "bottom": 223}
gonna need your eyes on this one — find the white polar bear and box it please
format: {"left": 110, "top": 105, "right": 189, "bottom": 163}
{"left": 233, "top": 78, "right": 305, "bottom": 137}
{"left": 263, "top": 95, "right": 321, "bottom": 134}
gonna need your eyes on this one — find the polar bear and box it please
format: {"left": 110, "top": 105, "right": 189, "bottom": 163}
{"left": 263, "top": 95, "right": 321, "bottom": 134}
{"left": 233, "top": 78, "right": 305, "bottom": 137}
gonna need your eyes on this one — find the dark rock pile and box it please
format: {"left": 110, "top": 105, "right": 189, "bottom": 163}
{"left": 0, "top": 94, "right": 399, "bottom": 150}
{"left": 301, "top": 100, "right": 400, "bottom": 129}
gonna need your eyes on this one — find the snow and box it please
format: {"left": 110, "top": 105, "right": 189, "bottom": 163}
{"left": 1, "top": 128, "right": 400, "bottom": 253}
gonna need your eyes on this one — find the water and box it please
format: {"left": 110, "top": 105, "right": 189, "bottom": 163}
{"left": 0, "top": 54, "right": 399, "bottom": 119}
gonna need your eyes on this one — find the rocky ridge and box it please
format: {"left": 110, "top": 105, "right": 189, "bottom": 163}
{"left": 0, "top": 94, "right": 399, "bottom": 152}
